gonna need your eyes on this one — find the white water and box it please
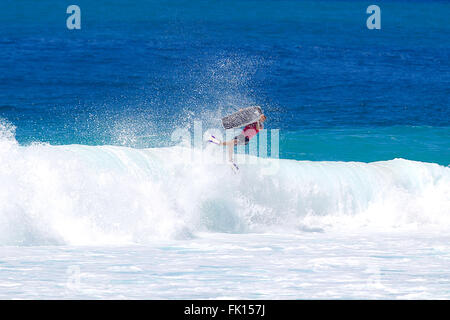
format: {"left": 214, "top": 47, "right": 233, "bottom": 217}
{"left": 1, "top": 232, "right": 450, "bottom": 299}
{"left": 1, "top": 123, "right": 450, "bottom": 299}
{"left": 0, "top": 124, "right": 449, "bottom": 246}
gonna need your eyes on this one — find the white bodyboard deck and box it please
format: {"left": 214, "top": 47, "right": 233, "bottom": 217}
{"left": 221, "top": 106, "right": 262, "bottom": 130}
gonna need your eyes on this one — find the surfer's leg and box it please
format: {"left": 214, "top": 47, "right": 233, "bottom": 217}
{"left": 222, "top": 139, "right": 237, "bottom": 161}
{"left": 228, "top": 141, "right": 235, "bottom": 162}
{"left": 224, "top": 134, "right": 248, "bottom": 161}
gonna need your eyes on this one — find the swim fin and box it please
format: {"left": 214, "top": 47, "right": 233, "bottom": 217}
{"left": 207, "top": 135, "right": 221, "bottom": 145}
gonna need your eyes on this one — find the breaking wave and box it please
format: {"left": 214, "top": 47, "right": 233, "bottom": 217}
{"left": 0, "top": 122, "right": 449, "bottom": 245}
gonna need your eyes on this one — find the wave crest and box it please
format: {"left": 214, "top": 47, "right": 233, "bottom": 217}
{"left": 0, "top": 124, "right": 449, "bottom": 245}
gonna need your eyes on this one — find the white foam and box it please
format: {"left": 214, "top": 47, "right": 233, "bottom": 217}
{"left": 0, "top": 123, "right": 449, "bottom": 245}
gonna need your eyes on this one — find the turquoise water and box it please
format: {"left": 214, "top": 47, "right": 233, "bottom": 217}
{"left": 280, "top": 126, "right": 450, "bottom": 164}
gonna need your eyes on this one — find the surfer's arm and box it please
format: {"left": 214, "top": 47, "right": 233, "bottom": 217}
{"left": 256, "top": 121, "right": 263, "bottom": 130}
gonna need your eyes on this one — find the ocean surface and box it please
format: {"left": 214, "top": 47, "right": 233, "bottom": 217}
{"left": 0, "top": 0, "right": 449, "bottom": 299}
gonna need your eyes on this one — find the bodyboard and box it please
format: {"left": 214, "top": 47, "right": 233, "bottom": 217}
{"left": 221, "top": 106, "right": 262, "bottom": 129}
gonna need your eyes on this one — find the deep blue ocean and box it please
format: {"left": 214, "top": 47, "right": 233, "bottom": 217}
{"left": 1, "top": 0, "right": 449, "bottom": 164}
